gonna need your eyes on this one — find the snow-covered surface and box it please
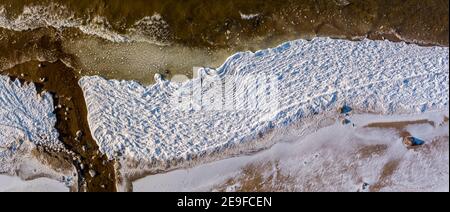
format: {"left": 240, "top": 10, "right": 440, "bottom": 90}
{"left": 0, "top": 76, "right": 63, "bottom": 172}
{"left": 133, "top": 111, "right": 449, "bottom": 192}
{"left": 0, "top": 76, "right": 60, "bottom": 147}
{"left": 0, "top": 175, "right": 69, "bottom": 192}
{"left": 239, "top": 12, "right": 260, "bottom": 20}
{"left": 0, "top": 5, "right": 169, "bottom": 44}
{"left": 79, "top": 38, "right": 449, "bottom": 164}
{"left": 0, "top": 76, "right": 75, "bottom": 190}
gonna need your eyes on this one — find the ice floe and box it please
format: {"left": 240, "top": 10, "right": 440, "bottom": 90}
{"left": 79, "top": 38, "right": 449, "bottom": 166}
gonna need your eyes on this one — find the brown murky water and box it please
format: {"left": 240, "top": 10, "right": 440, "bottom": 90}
{"left": 365, "top": 119, "right": 436, "bottom": 136}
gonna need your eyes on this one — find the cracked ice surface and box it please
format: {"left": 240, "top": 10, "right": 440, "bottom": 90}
{"left": 79, "top": 38, "right": 449, "bottom": 163}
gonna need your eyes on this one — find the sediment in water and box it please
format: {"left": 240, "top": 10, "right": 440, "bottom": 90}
{"left": 1, "top": 0, "right": 448, "bottom": 84}
{"left": 1, "top": 60, "right": 116, "bottom": 192}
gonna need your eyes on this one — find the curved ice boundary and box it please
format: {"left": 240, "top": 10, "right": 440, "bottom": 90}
{"left": 0, "top": 76, "right": 62, "bottom": 173}
{"left": 79, "top": 38, "right": 449, "bottom": 163}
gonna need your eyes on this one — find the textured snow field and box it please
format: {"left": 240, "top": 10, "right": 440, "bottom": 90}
{"left": 79, "top": 38, "right": 449, "bottom": 165}
{"left": 133, "top": 111, "right": 449, "bottom": 192}
{"left": 0, "top": 76, "right": 63, "bottom": 173}
{"left": 0, "top": 175, "right": 68, "bottom": 192}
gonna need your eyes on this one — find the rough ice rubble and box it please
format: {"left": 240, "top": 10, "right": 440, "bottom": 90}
{"left": 79, "top": 38, "right": 449, "bottom": 163}
{"left": 0, "top": 76, "right": 61, "bottom": 172}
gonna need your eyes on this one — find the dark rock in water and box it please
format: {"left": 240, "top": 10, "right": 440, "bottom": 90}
{"left": 403, "top": 136, "right": 425, "bottom": 147}
{"left": 340, "top": 105, "right": 353, "bottom": 114}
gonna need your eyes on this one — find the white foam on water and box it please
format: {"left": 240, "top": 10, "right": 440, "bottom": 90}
{"left": 133, "top": 111, "right": 449, "bottom": 192}
{"left": 0, "top": 76, "right": 62, "bottom": 172}
{"left": 239, "top": 12, "right": 260, "bottom": 20}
